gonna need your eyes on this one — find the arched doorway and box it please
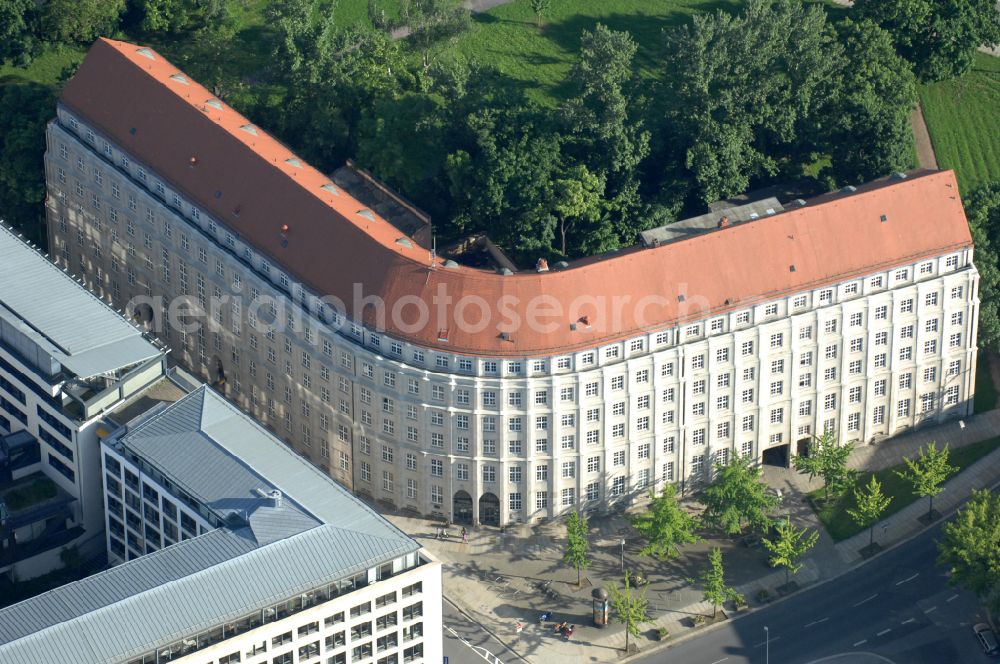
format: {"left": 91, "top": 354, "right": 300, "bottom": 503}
{"left": 479, "top": 492, "right": 500, "bottom": 527}
{"left": 453, "top": 491, "right": 473, "bottom": 525}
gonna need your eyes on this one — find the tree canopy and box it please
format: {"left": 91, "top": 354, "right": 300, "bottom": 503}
{"left": 848, "top": 475, "right": 892, "bottom": 547}
{"left": 895, "top": 442, "right": 957, "bottom": 520}
{"left": 822, "top": 19, "right": 917, "bottom": 185}
{"left": 630, "top": 484, "right": 700, "bottom": 560}
{"left": 793, "top": 432, "right": 856, "bottom": 501}
{"left": 965, "top": 183, "right": 1000, "bottom": 351}
{"left": 937, "top": 490, "right": 1000, "bottom": 615}
{"left": 855, "top": 0, "right": 1000, "bottom": 81}
{"left": 658, "top": 0, "right": 841, "bottom": 204}
{"left": 607, "top": 571, "right": 651, "bottom": 653}
{"left": 701, "top": 547, "right": 743, "bottom": 618}
{"left": 0, "top": 83, "right": 56, "bottom": 245}
{"left": 700, "top": 455, "right": 779, "bottom": 536}
{"left": 563, "top": 511, "right": 590, "bottom": 586}
{"left": 763, "top": 516, "right": 819, "bottom": 585}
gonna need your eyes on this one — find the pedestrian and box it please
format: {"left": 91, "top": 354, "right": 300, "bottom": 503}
{"left": 563, "top": 625, "right": 574, "bottom": 641}
{"left": 540, "top": 611, "right": 552, "bottom": 623}
{"left": 555, "top": 621, "right": 567, "bottom": 635}
{"left": 515, "top": 621, "right": 524, "bottom": 634}
{"left": 462, "top": 527, "right": 468, "bottom": 544}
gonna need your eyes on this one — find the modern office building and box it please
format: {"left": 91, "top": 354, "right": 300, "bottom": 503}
{"left": 0, "top": 383, "right": 441, "bottom": 664}
{"left": 46, "top": 38, "right": 979, "bottom": 527}
{"left": 0, "top": 222, "right": 166, "bottom": 579}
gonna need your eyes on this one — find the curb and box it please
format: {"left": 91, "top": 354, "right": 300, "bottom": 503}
{"left": 642, "top": 476, "right": 1000, "bottom": 661}
{"left": 442, "top": 593, "right": 531, "bottom": 664}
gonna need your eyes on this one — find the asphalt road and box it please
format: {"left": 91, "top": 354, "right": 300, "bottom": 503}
{"left": 442, "top": 598, "right": 516, "bottom": 664}
{"left": 641, "top": 520, "right": 990, "bottom": 664}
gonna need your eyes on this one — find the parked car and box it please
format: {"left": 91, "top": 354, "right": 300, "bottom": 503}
{"left": 973, "top": 623, "right": 1000, "bottom": 656}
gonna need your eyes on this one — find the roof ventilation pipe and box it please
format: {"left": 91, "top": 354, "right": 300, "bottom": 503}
{"left": 536, "top": 258, "right": 549, "bottom": 272}
{"left": 718, "top": 216, "right": 731, "bottom": 228}
{"left": 269, "top": 490, "right": 283, "bottom": 508}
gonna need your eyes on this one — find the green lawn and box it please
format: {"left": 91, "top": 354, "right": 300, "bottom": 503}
{"left": 919, "top": 53, "right": 1000, "bottom": 195}
{"left": 0, "top": 43, "right": 85, "bottom": 86}
{"left": 429, "top": 0, "right": 740, "bottom": 106}
{"left": 810, "top": 436, "right": 1000, "bottom": 541}
{"left": 974, "top": 351, "right": 998, "bottom": 414}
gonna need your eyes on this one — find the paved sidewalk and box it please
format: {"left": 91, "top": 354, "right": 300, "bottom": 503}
{"left": 386, "top": 411, "right": 1000, "bottom": 662}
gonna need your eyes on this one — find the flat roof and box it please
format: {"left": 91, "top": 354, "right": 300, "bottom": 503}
{"left": 640, "top": 197, "right": 785, "bottom": 246}
{"left": 0, "top": 224, "right": 161, "bottom": 378}
{"left": 0, "top": 385, "right": 419, "bottom": 664}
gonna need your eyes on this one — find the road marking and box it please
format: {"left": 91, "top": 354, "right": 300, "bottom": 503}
{"left": 902, "top": 618, "right": 916, "bottom": 625}
{"left": 804, "top": 618, "right": 829, "bottom": 628}
{"left": 446, "top": 626, "right": 459, "bottom": 637}
{"left": 896, "top": 573, "right": 919, "bottom": 586}
{"left": 853, "top": 594, "right": 878, "bottom": 607}
{"left": 754, "top": 636, "right": 781, "bottom": 648}
{"left": 853, "top": 640, "right": 868, "bottom": 647}
{"left": 924, "top": 606, "right": 938, "bottom": 614}
{"left": 710, "top": 659, "right": 729, "bottom": 664}
{"left": 877, "top": 628, "right": 892, "bottom": 636}
{"left": 947, "top": 594, "right": 960, "bottom": 602}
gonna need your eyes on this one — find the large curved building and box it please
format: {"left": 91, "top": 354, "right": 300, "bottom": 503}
{"left": 45, "top": 39, "right": 979, "bottom": 526}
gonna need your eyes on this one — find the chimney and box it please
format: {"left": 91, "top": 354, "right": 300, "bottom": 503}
{"left": 536, "top": 258, "right": 549, "bottom": 272}
{"left": 718, "top": 216, "right": 731, "bottom": 228}
{"left": 269, "top": 489, "right": 283, "bottom": 508}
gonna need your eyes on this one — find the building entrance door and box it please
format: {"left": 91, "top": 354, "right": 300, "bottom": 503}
{"left": 478, "top": 492, "right": 500, "bottom": 527}
{"left": 453, "top": 491, "right": 473, "bottom": 525}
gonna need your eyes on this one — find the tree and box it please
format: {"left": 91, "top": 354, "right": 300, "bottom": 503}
{"left": 793, "top": 432, "right": 856, "bottom": 502}
{"left": 563, "top": 511, "right": 590, "bottom": 586}
{"left": 134, "top": 0, "right": 201, "bottom": 33}
{"left": 445, "top": 105, "right": 563, "bottom": 257}
{"left": 965, "top": 183, "right": 1000, "bottom": 351}
{"left": 630, "top": 484, "right": 700, "bottom": 560}
{"left": 937, "top": 490, "right": 1000, "bottom": 618}
{"left": 607, "top": 571, "right": 651, "bottom": 653}
{"left": 848, "top": 475, "right": 892, "bottom": 547}
{"left": 896, "top": 442, "right": 957, "bottom": 521}
{"left": 562, "top": 24, "right": 650, "bottom": 245}
{"left": 0, "top": 83, "right": 56, "bottom": 246}
{"left": 658, "top": 0, "right": 842, "bottom": 204}
{"left": 762, "top": 517, "right": 819, "bottom": 586}
{"left": 701, "top": 547, "right": 743, "bottom": 618}
{"left": 700, "top": 455, "right": 779, "bottom": 536}
{"left": 855, "top": 0, "right": 1000, "bottom": 81}
{"left": 41, "top": 0, "right": 125, "bottom": 44}
{"left": 530, "top": 0, "right": 550, "bottom": 28}
{"left": 552, "top": 164, "right": 608, "bottom": 257}
{"left": 0, "top": 0, "right": 38, "bottom": 66}
{"left": 823, "top": 19, "right": 917, "bottom": 186}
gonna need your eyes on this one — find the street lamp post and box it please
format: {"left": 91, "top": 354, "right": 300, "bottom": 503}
{"left": 764, "top": 626, "right": 769, "bottom": 664}
{"left": 620, "top": 539, "right": 625, "bottom": 573}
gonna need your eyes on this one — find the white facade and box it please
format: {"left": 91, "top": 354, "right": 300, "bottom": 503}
{"left": 47, "top": 106, "right": 980, "bottom": 529}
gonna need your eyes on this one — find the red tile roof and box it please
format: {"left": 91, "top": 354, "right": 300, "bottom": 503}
{"left": 60, "top": 39, "right": 974, "bottom": 357}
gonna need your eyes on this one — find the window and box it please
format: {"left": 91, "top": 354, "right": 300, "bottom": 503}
{"left": 691, "top": 355, "right": 705, "bottom": 370}
{"left": 742, "top": 415, "right": 755, "bottom": 432}
{"left": 900, "top": 298, "right": 913, "bottom": 313}
{"left": 798, "top": 400, "right": 812, "bottom": 416}
{"left": 850, "top": 338, "right": 863, "bottom": 353}
{"left": 509, "top": 493, "right": 522, "bottom": 510}
{"left": 949, "top": 333, "right": 962, "bottom": 348}
{"left": 873, "top": 405, "right": 885, "bottom": 425}
{"left": 799, "top": 325, "right": 813, "bottom": 340}
{"left": 770, "top": 333, "right": 783, "bottom": 348}
{"left": 562, "top": 488, "right": 576, "bottom": 506}
{"left": 948, "top": 360, "right": 961, "bottom": 377}
{"left": 951, "top": 286, "right": 964, "bottom": 299}
{"left": 483, "top": 466, "right": 496, "bottom": 483}
{"left": 613, "top": 451, "right": 626, "bottom": 467}
{"left": 945, "top": 386, "right": 960, "bottom": 405}
{"left": 926, "top": 292, "right": 939, "bottom": 307}
{"left": 770, "top": 408, "right": 783, "bottom": 424}
{"left": 824, "top": 394, "right": 837, "bottom": 411}
{"left": 848, "top": 413, "right": 860, "bottom": 432}
{"left": 824, "top": 320, "right": 837, "bottom": 334}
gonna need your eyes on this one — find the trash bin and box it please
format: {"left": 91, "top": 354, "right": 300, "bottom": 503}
{"left": 592, "top": 587, "right": 609, "bottom": 627}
